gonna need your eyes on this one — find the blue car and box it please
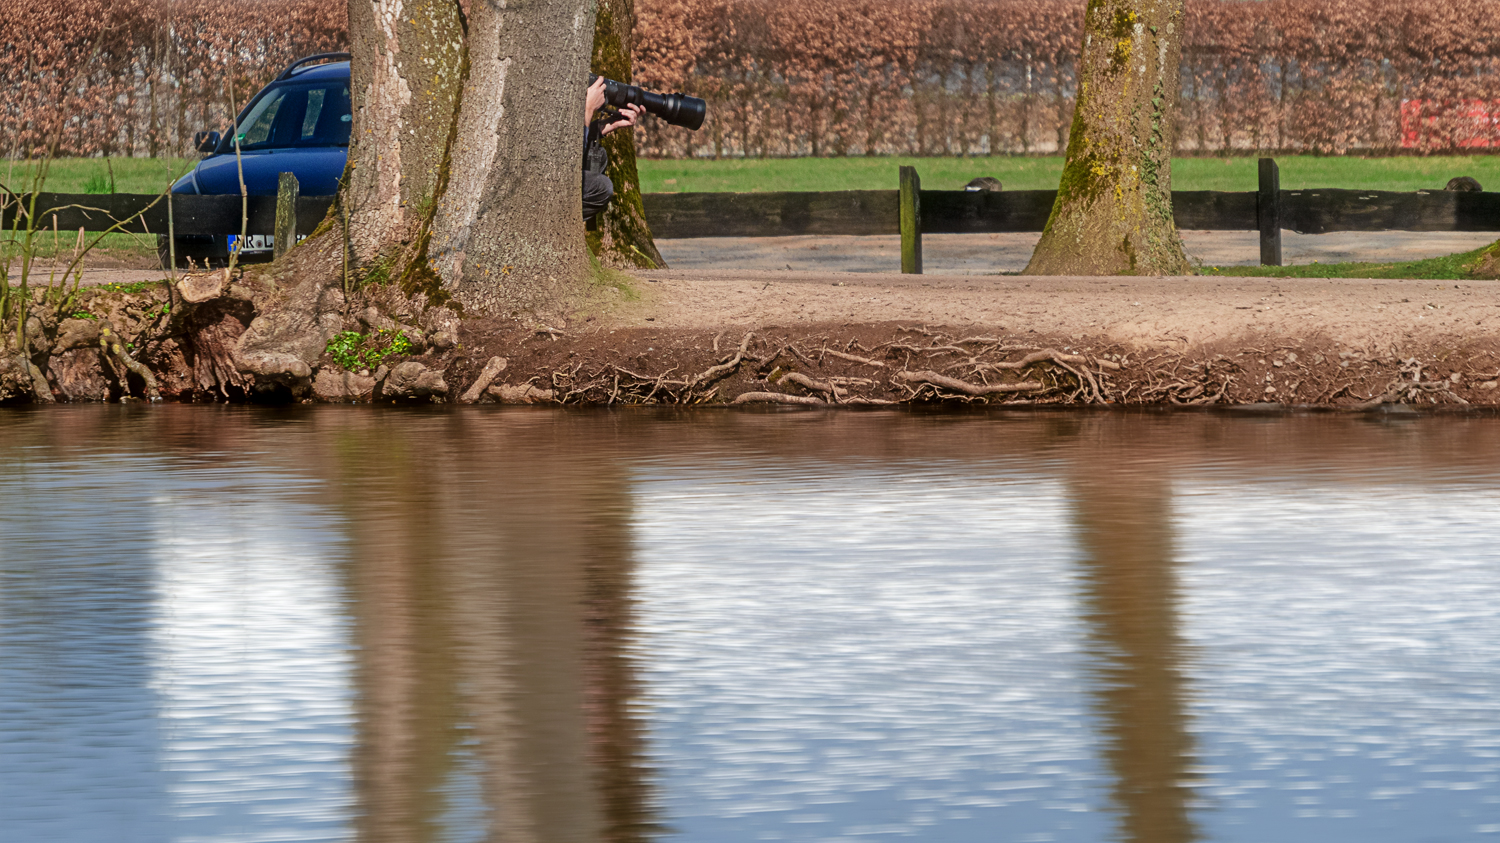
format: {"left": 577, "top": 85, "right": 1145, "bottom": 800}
{"left": 166, "top": 53, "right": 350, "bottom": 265}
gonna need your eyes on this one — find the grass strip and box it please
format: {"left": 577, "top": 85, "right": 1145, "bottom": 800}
{"left": 1202, "top": 246, "right": 1490, "bottom": 280}
{"left": 636, "top": 155, "right": 1500, "bottom": 193}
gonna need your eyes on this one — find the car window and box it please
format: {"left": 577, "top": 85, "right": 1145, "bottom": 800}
{"left": 301, "top": 89, "right": 327, "bottom": 140}
{"left": 303, "top": 84, "right": 352, "bottom": 146}
{"left": 233, "top": 82, "right": 351, "bottom": 151}
{"left": 235, "top": 89, "right": 286, "bottom": 148}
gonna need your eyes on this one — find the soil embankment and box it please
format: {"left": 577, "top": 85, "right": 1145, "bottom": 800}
{"left": 442, "top": 270, "right": 1500, "bottom": 408}
{"left": 9, "top": 267, "right": 1500, "bottom": 408}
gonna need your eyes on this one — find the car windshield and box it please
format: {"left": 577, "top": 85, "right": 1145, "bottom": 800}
{"left": 232, "top": 81, "right": 351, "bottom": 151}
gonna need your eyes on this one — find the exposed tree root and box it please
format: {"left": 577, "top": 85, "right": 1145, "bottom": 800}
{"left": 820, "top": 348, "right": 886, "bottom": 368}
{"left": 778, "top": 371, "right": 839, "bottom": 398}
{"left": 98, "top": 326, "right": 159, "bottom": 400}
{"left": 460, "top": 356, "right": 508, "bottom": 403}
{"left": 687, "top": 332, "right": 755, "bottom": 390}
{"left": 731, "top": 391, "right": 825, "bottom": 405}
{"left": 1353, "top": 358, "right": 1470, "bottom": 409}
{"left": 20, "top": 357, "right": 53, "bottom": 403}
{"left": 896, "top": 370, "right": 1048, "bottom": 398}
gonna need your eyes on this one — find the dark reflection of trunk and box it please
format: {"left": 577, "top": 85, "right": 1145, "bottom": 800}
{"left": 320, "top": 411, "right": 655, "bottom": 843}
{"left": 1069, "top": 461, "right": 1196, "bottom": 843}
{"left": 581, "top": 481, "right": 657, "bottom": 843}
{"left": 342, "top": 440, "right": 464, "bottom": 843}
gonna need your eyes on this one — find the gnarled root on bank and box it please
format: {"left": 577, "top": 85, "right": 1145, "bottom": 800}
{"left": 732, "top": 391, "right": 825, "bottom": 405}
{"left": 21, "top": 357, "right": 54, "bottom": 403}
{"left": 1354, "top": 358, "right": 1469, "bottom": 408}
{"left": 99, "top": 326, "right": 159, "bottom": 400}
{"left": 896, "top": 370, "right": 1047, "bottom": 398}
{"left": 509, "top": 330, "right": 1124, "bottom": 407}
{"left": 460, "top": 356, "right": 509, "bottom": 404}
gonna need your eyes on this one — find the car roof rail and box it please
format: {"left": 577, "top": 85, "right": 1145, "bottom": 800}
{"left": 275, "top": 52, "right": 352, "bottom": 81}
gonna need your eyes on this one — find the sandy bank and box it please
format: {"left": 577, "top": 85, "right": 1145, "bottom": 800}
{"left": 14, "top": 264, "right": 1500, "bottom": 408}
{"left": 623, "top": 269, "right": 1500, "bottom": 349}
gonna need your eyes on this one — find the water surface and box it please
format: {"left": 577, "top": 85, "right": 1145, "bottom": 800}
{"left": 2, "top": 407, "right": 1498, "bottom": 842}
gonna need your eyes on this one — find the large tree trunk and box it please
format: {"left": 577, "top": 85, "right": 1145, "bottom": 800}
{"left": 232, "top": 0, "right": 466, "bottom": 391}
{"left": 231, "top": 0, "right": 598, "bottom": 395}
{"left": 1024, "top": 0, "right": 1191, "bottom": 276}
{"left": 429, "top": 0, "right": 598, "bottom": 317}
{"left": 344, "top": 0, "right": 466, "bottom": 267}
{"left": 589, "top": 0, "right": 667, "bottom": 270}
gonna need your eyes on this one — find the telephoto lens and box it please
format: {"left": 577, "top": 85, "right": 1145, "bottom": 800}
{"left": 589, "top": 74, "right": 707, "bottom": 131}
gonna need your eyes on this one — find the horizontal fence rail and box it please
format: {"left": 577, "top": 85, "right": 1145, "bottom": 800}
{"left": 12, "top": 189, "right": 1499, "bottom": 239}
{"left": 8, "top": 160, "right": 1500, "bottom": 272}
{"left": 642, "top": 189, "right": 1268, "bottom": 237}
{"left": 644, "top": 188, "right": 1500, "bottom": 235}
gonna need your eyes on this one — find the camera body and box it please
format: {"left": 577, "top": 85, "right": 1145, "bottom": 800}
{"left": 589, "top": 74, "right": 707, "bottom": 131}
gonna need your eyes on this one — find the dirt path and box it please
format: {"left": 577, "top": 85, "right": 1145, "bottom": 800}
{"left": 623, "top": 269, "right": 1500, "bottom": 349}
{"left": 40, "top": 230, "right": 1500, "bottom": 285}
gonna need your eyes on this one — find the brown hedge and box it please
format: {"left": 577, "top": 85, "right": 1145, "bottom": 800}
{"left": 0, "top": 0, "right": 345, "bottom": 159}
{"left": 9, "top": 0, "right": 1500, "bottom": 159}
{"left": 634, "top": 0, "right": 1500, "bottom": 158}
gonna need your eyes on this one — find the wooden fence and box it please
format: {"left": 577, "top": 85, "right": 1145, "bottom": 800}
{"left": 8, "top": 160, "right": 1500, "bottom": 272}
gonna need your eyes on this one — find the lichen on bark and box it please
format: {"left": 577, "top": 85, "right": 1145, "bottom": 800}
{"left": 344, "top": 0, "right": 467, "bottom": 268}
{"left": 1024, "top": 0, "right": 1191, "bottom": 277}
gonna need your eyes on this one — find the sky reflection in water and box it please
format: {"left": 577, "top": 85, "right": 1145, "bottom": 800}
{"left": 0, "top": 407, "right": 1498, "bottom": 843}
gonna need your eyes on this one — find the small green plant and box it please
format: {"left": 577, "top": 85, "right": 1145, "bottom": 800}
{"left": 324, "top": 328, "right": 416, "bottom": 371}
{"left": 361, "top": 254, "right": 396, "bottom": 288}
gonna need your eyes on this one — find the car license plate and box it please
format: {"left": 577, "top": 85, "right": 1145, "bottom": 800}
{"left": 227, "top": 234, "right": 304, "bottom": 254}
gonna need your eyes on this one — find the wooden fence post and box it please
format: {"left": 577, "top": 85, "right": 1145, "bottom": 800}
{"left": 1258, "top": 157, "right": 1282, "bottom": 267}
{"left": 274, "top": 172, "right": 299, "bottom": 261}
{"left": 900, "top": 165, "right": 922, "bottom": 274}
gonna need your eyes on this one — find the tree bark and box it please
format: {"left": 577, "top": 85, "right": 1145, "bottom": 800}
{"left": 344, "top": 0, "right": 466, "bottom": 267}
{"left": 429, "top": 0, "right": 598, "bottom": 317}
{"left": 589, "top": 0, "right": 666, "bottom": 270}
{"left": 1024, "top": 0, "right": 1191, "bottom": 276}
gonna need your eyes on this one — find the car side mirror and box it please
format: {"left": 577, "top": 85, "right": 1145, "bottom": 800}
{"left": 194, "top": 131, "right": 221, "bottom": 153}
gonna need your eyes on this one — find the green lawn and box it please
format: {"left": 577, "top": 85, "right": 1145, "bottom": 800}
{"left": 10, "top": 153, "right": 1500, "bottom": 195}
{"left": 1, "top": 157, "right": 195, "bottom": 195}
{"left": 1202, "top": 246, "right": 1490, "bottom": 281}
{"left": 2, "top": 159, "right": 196, "bottom": 266}
{"left": 637, "top": 155, "right": 1500, "bottom": 193}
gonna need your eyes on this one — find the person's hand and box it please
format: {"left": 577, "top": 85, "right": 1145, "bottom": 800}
{"left": 601, "top": 103, "right": 644, "bottom": 136}
{"left": 586, "top": 77, "right": 607, "bottom": 127}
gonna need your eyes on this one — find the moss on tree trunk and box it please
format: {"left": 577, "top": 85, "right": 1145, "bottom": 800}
{"left": 588, "top": 0, "right": 666, "bottom": 270}
{"left": 343, "top": 0, "right": 466, "bottom": 269}
{"left": 1024, "top": 0, "right": 1191, "bottom": 277}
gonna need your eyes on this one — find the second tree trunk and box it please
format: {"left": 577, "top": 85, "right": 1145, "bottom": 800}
{"left": 1025, "top": 0, "right": 1190, "bottom": 277}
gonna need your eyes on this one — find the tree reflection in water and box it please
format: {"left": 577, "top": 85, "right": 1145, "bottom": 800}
{"left": 322, "top": 412, "right": 655, "bottom": 843}
{"left": 1070, "top": 433, "right": 1197, "bottom": 843}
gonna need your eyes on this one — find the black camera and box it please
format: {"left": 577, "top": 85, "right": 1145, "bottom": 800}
{"left": 589, "top": 74, "right": 706, "bottom": 131}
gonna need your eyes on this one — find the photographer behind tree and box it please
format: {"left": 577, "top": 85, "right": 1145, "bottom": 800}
{"left": 583, "top": 74, "right": 707, "bottom": 224}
